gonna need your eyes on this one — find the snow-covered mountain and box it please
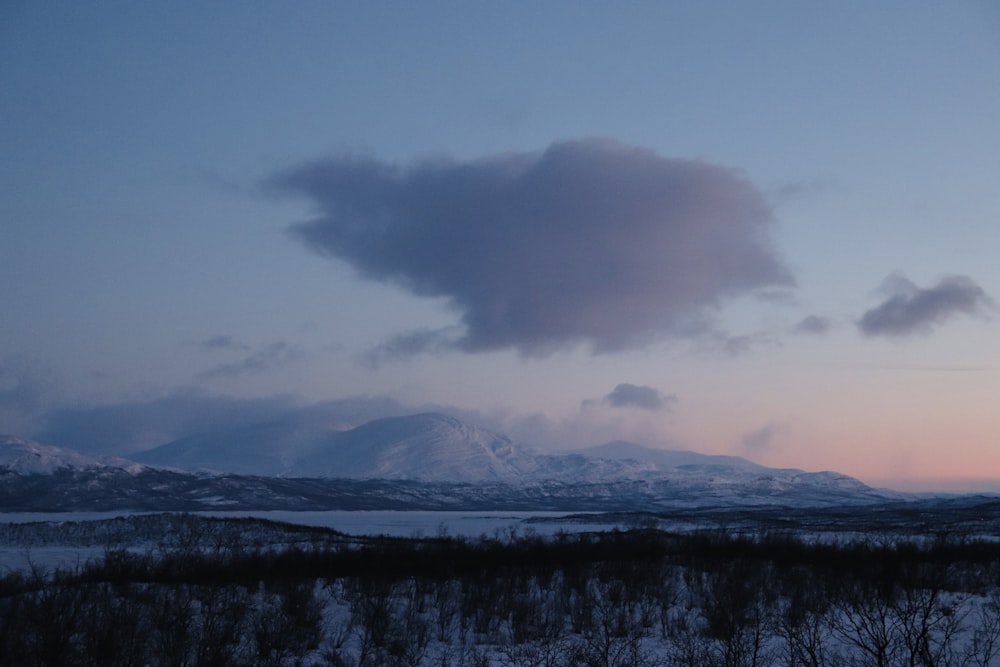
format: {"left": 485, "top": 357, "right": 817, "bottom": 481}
{"left": 130, "top": 412, "right": 883, "bottom": 499}
{"left": 0, "top": 435, "right": 146, "bottom": 475}
{"left": 131, "top": 413, "right": 538, "bottom": 480}
{"left": 3, "top": 414, "right": 900, "bottom": 511}
{"left": 131, "top": 412, "right": 775, "bottom": 484}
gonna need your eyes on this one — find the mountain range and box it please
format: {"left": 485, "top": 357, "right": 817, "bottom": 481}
{"left": 1, "top": 413, "right": 898, "bottom": 511}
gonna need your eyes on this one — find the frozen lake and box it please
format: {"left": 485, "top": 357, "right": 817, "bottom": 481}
{"left": 203, "top": 509, "right": 630, "bottom": 537}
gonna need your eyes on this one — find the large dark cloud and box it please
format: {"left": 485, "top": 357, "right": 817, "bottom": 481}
{"left": 272, "top": 138, "right": 793, "bottom": 355}
{"left": 858, "top": 273, "right": 993, "bottom": 338}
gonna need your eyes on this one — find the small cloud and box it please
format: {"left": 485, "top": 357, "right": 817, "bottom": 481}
{"left": 722, "top": 333, "right": 764, "bottom": 356}
{"left": 194, "top": 335, "right": 250, "bottom": 351}
{"left": 857, "top": 273, "right": 994, "bottom": 338}
{"left": 198, "top": 342, "right": 304, "bottom": 380}
{"left": 794, "top": 315, "right": 832, "bottom": 335}
{"left": 584, "top": 383, "right": 677, "bottom": 412}
{"left": 193, "top": 165, "right": 251, "bottom": 197}
{"left": 705, "top": 331, "right": 781, "bottom": 357}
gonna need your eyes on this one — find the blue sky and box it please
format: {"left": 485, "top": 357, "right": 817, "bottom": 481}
{"left": 2, "top": 2, "right": 1000, "bottom": 489}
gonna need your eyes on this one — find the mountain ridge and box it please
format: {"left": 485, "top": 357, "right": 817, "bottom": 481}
{"left": 132, "top": 411, "right": 835, "bottom": 486}
{"left": 0, "top": 434, "right": 146, "bottom": 475}
{"left": 2, "top": 414, "right": 901, "bottom": 510}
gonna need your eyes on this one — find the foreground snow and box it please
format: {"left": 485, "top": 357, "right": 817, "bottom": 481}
{"left": 3, "top": 513, "right": 1000, "bottom": 666}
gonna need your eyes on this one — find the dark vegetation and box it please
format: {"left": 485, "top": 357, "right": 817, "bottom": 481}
{"left": 3, "top": 514, "right": 1000, "bottom": 666}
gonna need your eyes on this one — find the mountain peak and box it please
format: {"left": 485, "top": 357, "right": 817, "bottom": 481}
{"left": 287, "top": 412, "right": 535, "bottom": 482}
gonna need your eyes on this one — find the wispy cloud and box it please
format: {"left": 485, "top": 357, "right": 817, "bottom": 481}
{"left": 858, "top": 273, "right": 993, "bottom": 338}
{"left": 271, "top": 138, "right": 793, "bottom": 357}
{"left": 721, "top": 332, "right": 779, "bottom": 356}
{"left": 198, "top": 342, "right": 305, "bottom": 380}
{"left": 689, "top": 328, "right": 781, "bottom": 357}
{"left": 741, "top": 423, "right": 783, "bottom": 456}
{"left": 192, "top": 334, "right": 250, "bottom": 351}
{"left": 771, "top": 178, "right": 832, "bottom": 203}
{"left": 360, "top": 327, "right": 463, "bottom": 368}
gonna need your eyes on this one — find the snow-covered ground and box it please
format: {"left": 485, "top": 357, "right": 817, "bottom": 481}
{"left": 4, "top": 510, "right": 1000, "bottom": 665}
{"left": 0, "top": 510, "right": 627, "bottom": 574}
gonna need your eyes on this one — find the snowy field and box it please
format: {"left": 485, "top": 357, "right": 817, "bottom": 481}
{"left": 4, "top": 501, "right": 1000, "bottom": 574}
{"left": 4, "top": 510, "right": 1000, "bottom": 665}
{"left": 0, "top": 510, "right": 627, "bottom": 574}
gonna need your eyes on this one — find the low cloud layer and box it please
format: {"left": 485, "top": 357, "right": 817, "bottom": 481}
{"left": 858, "top": 274, "right": 993, "bottom": 338}
{"left": 31, "top": 390, "right": 680, "bottom": 458}
{"left": 34, "top": 391, "right": 303, "bottom": 455}
{"left": 0, "top": 359, "right": 51, "bottom": 434}
{"left": 273, "top": 138, "right": 793, "bottom": 356}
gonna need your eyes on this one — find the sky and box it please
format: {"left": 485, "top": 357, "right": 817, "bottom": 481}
{"left": 3, "top": 2, "right": 1000, "bottom": 491}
